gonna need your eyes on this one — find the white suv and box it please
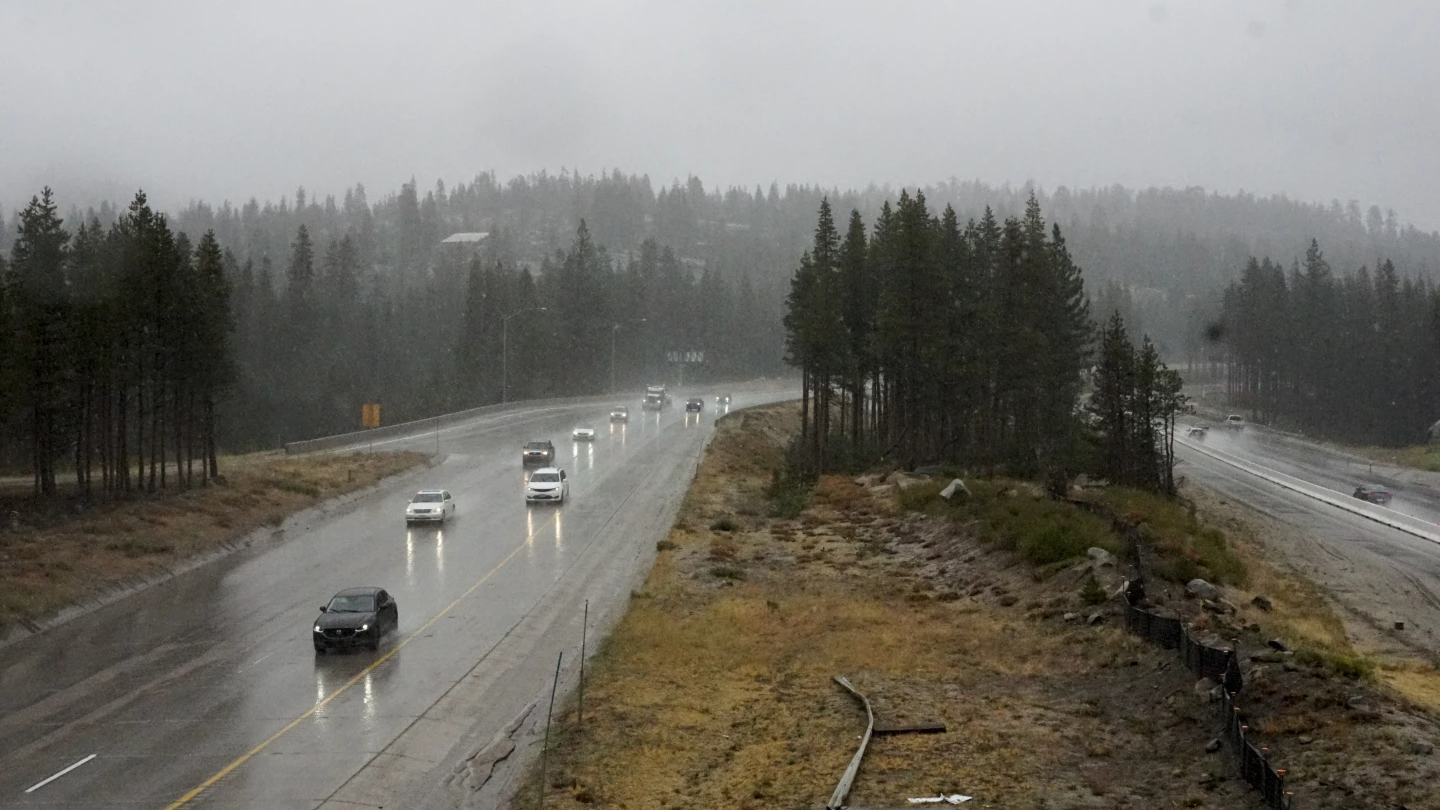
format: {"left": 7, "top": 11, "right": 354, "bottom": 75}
{"left": 525, "top": 468, "right": 569, "bottom": 504}
{"left": 406, "top": 490, "right": 455, "bottom": 524}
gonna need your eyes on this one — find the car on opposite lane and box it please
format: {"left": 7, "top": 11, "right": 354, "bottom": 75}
{"left": 1224, "top": 414, "right": 1246, "bottom": 429}
{"left": 610, "top": 406, "right": 630, "bottom": 423}
{"left": 405, "top": 490, "right": 455, "bottom": 524}
{"left": 572, "top": 426, "right": 596, "bottom": 441}
{"left": 314, "top": 587, "right": 398, "bottom": 653}
{"left": 1353, "top": 485, "right": 1393, "bottom": 506}
{"left": 523, "top": 440, "right": 556, "bottom": 465}
{"left": 685, "top": 397, "right": 704, "bottom": 413}
{"left": 1185, "top": 426, "right": 1208, "bottom": 440}
{"left": 526, "top": 467, "right": 569, "bottom": 504}
{"left": 716, "top": 393, "right": 731, "bottom": 405}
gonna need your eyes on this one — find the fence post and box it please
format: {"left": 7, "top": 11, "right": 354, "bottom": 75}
{"left": 538, "top": 651, "right": 563, "bottom": 809}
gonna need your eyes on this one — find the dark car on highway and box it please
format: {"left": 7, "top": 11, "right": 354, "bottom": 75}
{"left": 1353, "top": 485, "right": 1393, "bottom": 506}
{"left": 314, "top": 587, "right": 398, "bottom": 653}
{"left": 523, "top": 440, "right": 555, "bottom": 465}
{"left": 610, "top": 406, "right": 629, "bottom": 423}
{"left": 685, "top": 397, "right": 704, "bottom": 413}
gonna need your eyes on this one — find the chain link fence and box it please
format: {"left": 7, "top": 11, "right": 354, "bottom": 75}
{"left": 1071, "top": 498, "right": 1293, "bottom": 809}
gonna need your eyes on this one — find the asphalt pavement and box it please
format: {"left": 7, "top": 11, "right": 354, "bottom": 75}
{"left": 0, "top": 385, "right": 793, "bottom": 809}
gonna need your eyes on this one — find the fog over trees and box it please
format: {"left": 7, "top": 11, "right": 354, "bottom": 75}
{"left": 7, "top": 170, "right": 1440, "bottom": 492}
{"left": 1217, "top": 242, "right": 1440, "bottom": 446}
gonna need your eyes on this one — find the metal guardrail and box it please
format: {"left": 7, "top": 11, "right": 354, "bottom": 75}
{"left": 1178, "top": 436, "right": 1440, "bottom": 546}
{"left": 282, "top": 393, "right": 623, "bottom": 455}
{"left": 282, "top": 379, "right": 802, "bottom": 455}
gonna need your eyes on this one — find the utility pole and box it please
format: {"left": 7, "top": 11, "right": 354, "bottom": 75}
{"left": 610, "top": 318, "right": 647, "bottom": 394}
{"left": 502, "top": 307, "right": 547, "bottom": 404}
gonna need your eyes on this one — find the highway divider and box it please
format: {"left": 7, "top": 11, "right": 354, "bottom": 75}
{"left": 1178, "top": 436, "right": 1440, "bottom": 546}
{"left": 283, "top": 394, "right": 621, "bottom": 455}
{"left": 282, "top": 379, "right": 800, "bottom": 455}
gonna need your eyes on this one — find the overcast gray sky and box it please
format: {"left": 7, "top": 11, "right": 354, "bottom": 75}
{"left": 3, "top": 0, "right": 1438, "bottom": 228}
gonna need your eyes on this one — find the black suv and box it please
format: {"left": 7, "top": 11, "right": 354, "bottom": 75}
{"left": 523, "top": 440, "right": 555, "bottom": 465}
{"left": 685, "top": 398, "right": 703, "bottom": 413}
{"left": 314, "top": 587, "right": 398, "bottom": 653}
{"left": 1353, "top": 485, "right": 1393, "bottom": 505}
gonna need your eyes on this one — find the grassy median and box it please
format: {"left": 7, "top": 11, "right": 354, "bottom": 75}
{"left": 0, "top": 450, "right": 427, "bottom": 632}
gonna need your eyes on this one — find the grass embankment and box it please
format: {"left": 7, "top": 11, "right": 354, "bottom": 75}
{"left": 0, "top": 450, "right": 427, "bottom": 632}
{"left": 1343, "top": 443, "right": 1440, "bottom": 473}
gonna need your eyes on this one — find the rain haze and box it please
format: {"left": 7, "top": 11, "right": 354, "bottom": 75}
{"left": 15, "top": 3, "right": 1440, "bottom": 809}
{"left": 3, "top": 0, "right": 1439, "bottom": 227}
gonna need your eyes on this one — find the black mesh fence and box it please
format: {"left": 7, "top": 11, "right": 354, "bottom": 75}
{"left": 1072, "top": 498, "right": 1293, "bottom": 809}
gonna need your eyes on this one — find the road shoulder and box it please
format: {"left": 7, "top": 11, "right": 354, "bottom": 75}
{"left": 0, "top": 450, "right": 432, "bottom": 648}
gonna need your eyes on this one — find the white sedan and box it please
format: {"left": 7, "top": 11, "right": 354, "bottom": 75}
{"left": 572, "top": 427, "right": 596, "bottom": 441}
{"left": 526, "top": 468, "right": 569, "bottom": 504}
{"left": 405, "top": 490, "right": 455, "bottom": 524}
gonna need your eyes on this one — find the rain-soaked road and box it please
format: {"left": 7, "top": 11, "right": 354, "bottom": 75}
{"left": 1176, "top": 420, "right": 1440, "bottom": 657}
{"left": 0, "top": 386, "right": 791, "bottom": 809}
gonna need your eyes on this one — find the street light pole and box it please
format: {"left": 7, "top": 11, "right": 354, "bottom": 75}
{"left": 609, "top": 318, "right": 646, "bottom": 395}
{"left": 502, "top": 307, "right": 547, "bottom": 404}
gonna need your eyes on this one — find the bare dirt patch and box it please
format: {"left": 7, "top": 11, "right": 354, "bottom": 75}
{"left": 0, "top": 450, "right": 427, "bottom": 631}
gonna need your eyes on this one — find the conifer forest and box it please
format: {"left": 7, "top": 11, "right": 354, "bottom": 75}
{"left": 7, "top": 171, "right": 1440, "bottom": 496}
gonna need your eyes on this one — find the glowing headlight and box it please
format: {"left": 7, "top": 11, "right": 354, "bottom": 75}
{"left": 359, "top": 624, "right": 369, "bottom": 632}
{"left": 314, "top": 625, "right": 322, "bottom": 633}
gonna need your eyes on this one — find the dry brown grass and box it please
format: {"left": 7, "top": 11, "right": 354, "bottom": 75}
{"left": 0, "top": 450, "right": 426, "bottom": 630}
{"left": 517, "top": 405, "right": 1247, "bottom": 809}
{"left": 1185, "top": 483, "right": 1355, "bottom": 656}
{"left": 528, "top": 576, "right": 1127, "bottom": 809}
{"left": 1380, "top": 664, "right": 1440, "bottom": 711}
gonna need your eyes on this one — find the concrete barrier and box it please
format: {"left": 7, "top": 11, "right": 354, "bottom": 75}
{"left": 282, "top": 378, "right": 801, "bottom": 455}
{"left": 1179, "top": 436, "right": 1440, "bottom": 545}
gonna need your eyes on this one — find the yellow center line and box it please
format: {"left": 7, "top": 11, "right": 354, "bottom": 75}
{"left": 160, "top": 513, "right": 556, "bottom": 810}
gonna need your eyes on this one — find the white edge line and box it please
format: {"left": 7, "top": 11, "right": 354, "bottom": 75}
{"left": 1179, "top": 437, "right": 1440, "bottom": 545}
{"left": 24, "top": 753, "right": 97, "bottom": 793}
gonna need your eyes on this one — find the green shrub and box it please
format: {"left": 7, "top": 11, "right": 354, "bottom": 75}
{"left": 710, "top": 565, "right": 746, "bottom": 581}
{"left": 1155, "top": 555, "right": 1202, "bottom": 585}
{"left": 898, "top": 480, "right": 948, "bottom": 512}
{"left": 1019, "top": 523, "right": 1094, "bottom": 566}
{"left": 1080, "top": 576, "right": 1108, "bottom": 605}
{"left": 766, "top": 460, "right": 813, "bottom": 518}
{"left": 1093, "top": 487, "right": 1248, "bottom": 587}
{"left": 709, "top": 516, "right": 738, "bottom": 532}
{"left": 917, "top": 478, "right": 1119, "bottom": 567}
{"left": 1328, "top": 654, "right": 1375, "bottom": 681}
{"left": 1295, "top": 647, "right": 1375, "bottom": 680}
{"left": 656, "top": 539, "right": 678, "bottom": 552}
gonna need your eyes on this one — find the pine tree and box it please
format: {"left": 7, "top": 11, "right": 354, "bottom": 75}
{"left": 10, "top": 188, "right": 71, "bottom": 496}
{"left": 1093, "top": 312, "right": 1135, "bottom": 485}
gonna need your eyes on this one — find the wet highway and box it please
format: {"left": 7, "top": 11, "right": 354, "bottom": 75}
{"left": 1176, "top": 420, "right": 1440, "bottom": 657}
{"left": 0, "top": 387, "right": 790, "bottom": 809}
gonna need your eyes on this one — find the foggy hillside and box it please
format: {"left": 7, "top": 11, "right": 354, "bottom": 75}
{"left": 7, "top": 172, "right": 1439, "bottom": 350}
{"left": 7, "top": 172, "right": 1440, "bottom": 456}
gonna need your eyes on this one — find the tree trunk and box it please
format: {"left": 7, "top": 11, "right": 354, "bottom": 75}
{"left": 206, "top": 394, "right": 219, "bottom": 482}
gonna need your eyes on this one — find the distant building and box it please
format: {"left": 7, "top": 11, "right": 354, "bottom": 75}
{"left": 441, "top": 232, "right": 490, "bottom": 245}
{"left": 439, "top": 232, "right": 490, "bottom": 260}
